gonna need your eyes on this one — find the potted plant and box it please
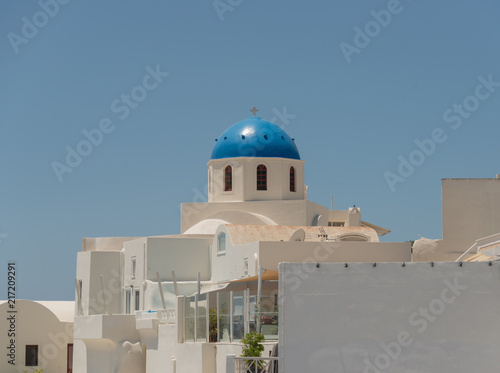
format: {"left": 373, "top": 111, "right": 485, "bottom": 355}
{"left": 209, "top": 308, "right": 217, "bottom": 342}
{"left": 209, "top": 307, "right": 228, "bottom": 342}
{"left": 241, "top": 331, "right": 265, "bottom": 372}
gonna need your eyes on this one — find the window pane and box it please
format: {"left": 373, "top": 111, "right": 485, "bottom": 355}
{"left": 290, "top": 166, "right": 295, "bottom": 192}
{"left": 218, "top": 292, "right": 230, "bottom": 342}
{"left": 184, "top": 296, "right": 196, "bottom": 342}
{"left": 125, "top": 290, "right": 131, "bottom": 314}
{"left": 218, "top": 233, "right": 226, "bottom": 254}
{"left": 224, "top": 166, "right": 232, "bottom": 191}
{"left": 135, "top": 290, "right": 140, "bottom": 311}
{"left": 67, "top": 344, "right": 73, "bottom": 373}
{"left": 232, "top": 292, "right": 245, "bottom": 341}
{"left": 25, "top": 345, "right": 38, "bottom": 366}
{"left": 257, "top": 165, "right": 267, "bottom": 190}
{"left": 197, "top": 294, "right": 208, "bottom": 342}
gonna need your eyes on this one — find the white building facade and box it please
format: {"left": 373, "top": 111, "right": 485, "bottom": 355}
{"left": 68, "top": 115, "right": 500, "bottom": 373}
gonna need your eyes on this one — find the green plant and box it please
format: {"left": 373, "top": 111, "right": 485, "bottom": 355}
{"left": 271, "top": 305, "right": 278, "bottom": 325}
{"left": 24, "top": 370, "right": 43, "bottom": 373}
{"left": 241, "top": 332, "right": 265, "bottom": 370}
{"left": 208, "top": 308, "right": 219, "bottom": 342}
{"left": 405, "top": 240, "right": 415, "bottom": 253}
{"left": 209, "top": 307, "right": 227, "bottom": 342}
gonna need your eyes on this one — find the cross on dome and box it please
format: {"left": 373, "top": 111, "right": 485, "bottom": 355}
{"left": 250, "top": 106, "right": 259, "bottom": 116}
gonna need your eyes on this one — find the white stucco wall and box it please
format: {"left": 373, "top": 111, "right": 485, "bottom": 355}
{"left": 145, "top": 324, "right": 216, "bottom": 373}
{"left": 82, "top": 236, "right": 139, "bottom": 251}
{"left": 208, "top": 157, "right": 305, "bottom": 202}
{"left": 260, "top": 241, "right": 411, "bottom": 271}
{"left": 146, "top": 237, "right": 211, "bottom": 281}
{"left": 73, "top": 314, "right": 142, "bottom": 373}
{"left": 121, "top": 237, "right": 211, "bottom": 313}
{"left": 414, "top": 178, "right": 500, "bottom": 262}
{"left": 279, "top": 261, "right": 500, "bottom": 373}
{"left": 211, "top": 228, "right": 411, "bottom": 282}
{"left": 211, "top": 225, "right": 259, "bottom": 282}
{"left": 442, "top": 178, "right": 500, "bottom": 243}
{"left": 76, "top": 251, "right": 122, "bottom": 316}
{"left": 181, "top": 200, "right": 329, "bottom": 234}
{"left": 122, "top": 238, "right": 147, "bottom": 313}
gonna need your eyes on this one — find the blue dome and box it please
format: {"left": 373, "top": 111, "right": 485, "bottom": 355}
{"left": 211, "top": 117, "right": 300, "bottom": 160}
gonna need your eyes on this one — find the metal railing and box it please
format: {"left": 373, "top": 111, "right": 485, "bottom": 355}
{"left": 234, "top": 357, "right": 278, "bottom": 373}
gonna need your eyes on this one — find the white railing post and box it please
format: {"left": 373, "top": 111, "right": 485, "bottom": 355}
{"left": 216, "top": 292, "right": 220, "bottom": 342}
{"left": 156, "top": 272, "right": 167, "bottom": 310}
{"left": 226, "top": 354, "right": 236, "bottom": 373}
{"left": 229, "top": 291, "right": 234, "bottom": 342}
{"left": 244, "top": 289, "right": 249, "bottom": 335}
{"left": 257, "top": 266, "right": 263, "bottom": 333}
{"left": 455, "top": 242, "right": 478, "bottom": 262}
{"left": 206, "top": 293, "right": 210, "bottom": 343}
{"left": 177, "top": 296, "right": 185, "bottom": 343}
{"left": 195, "top": 294, "right": 198, "bottom": 342}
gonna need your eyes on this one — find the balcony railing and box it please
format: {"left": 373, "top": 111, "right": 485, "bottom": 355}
{"left": 135, "top": 309, "right": 176, "bottom": 324}
{"left": 229, "top": 356, "right": 278, "bottom": 373}
{"left": 159, "top": 308, "right": 176, "bottom": 324}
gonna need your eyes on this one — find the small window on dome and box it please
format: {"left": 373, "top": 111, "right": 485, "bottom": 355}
{"left": 290, "top": 166, "right": 295, "bottom": 192}
{"left": 257, "top": 164, "right": 267, "bottom": 190}
{"left": 224, "top": 165, "right": 232, "bottom": 191}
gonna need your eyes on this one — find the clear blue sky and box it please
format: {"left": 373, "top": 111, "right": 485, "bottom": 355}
{"left": 1, "top": 0, "right": 499, "bottom": 300}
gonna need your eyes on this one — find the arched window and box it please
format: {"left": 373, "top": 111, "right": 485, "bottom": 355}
{"left": 217, "top": 232, "right": 226, "bottom": 254}
{"left": 339, "top": 234, "right": 369, "bottom": 242}
{"left": 257, "top": 164, "right": 267, "bottom": 190}
{"left": 290, "top": 166, "right": 295, "bottom": 192}
{"left": 224, "top": 165, "right": 232, "bottom": 191}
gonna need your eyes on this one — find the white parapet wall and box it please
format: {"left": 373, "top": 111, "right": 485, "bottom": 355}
{"left": 279, "top": 261, "right": 500, "bottom": 373}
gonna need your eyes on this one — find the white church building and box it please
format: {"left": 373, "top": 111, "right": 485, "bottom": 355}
{"left": 69, "top": 115, "right": 417, "bottom": 373}
{"left": 5, "top": 115, "right": 500, "bottom": 373}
